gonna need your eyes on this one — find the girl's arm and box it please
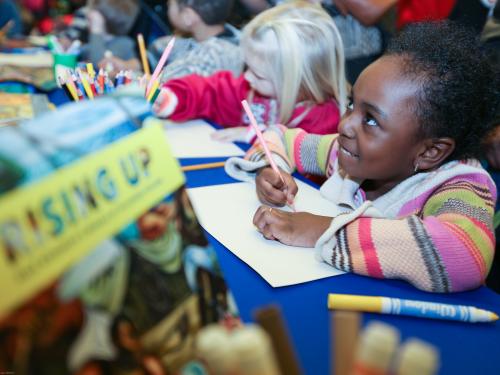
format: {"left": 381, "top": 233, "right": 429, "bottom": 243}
{"left": 318, "top": 178, "right": 495, "bottom": 292}
{"left": 226, "top": 126, "right": 338, "bottom": 206}
{"left": 244, "top": 126, "right": 338, "bottom": 176}
{"left": 160, "top": 71, "right": 249, "bottom": 126}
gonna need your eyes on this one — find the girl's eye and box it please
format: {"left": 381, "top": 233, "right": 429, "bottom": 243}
{"left": 364, "top": 114, "right": 378, "bottom": 127}
{"left": 346, "top": 98, "right": 354, "bottom": 110}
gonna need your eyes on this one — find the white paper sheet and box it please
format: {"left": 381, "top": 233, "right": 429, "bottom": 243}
{"left": 163, "top": 120, "right": 245, "bottom": 158}
{"left": 187, "top": 181, "right": 344, "bottom": 287}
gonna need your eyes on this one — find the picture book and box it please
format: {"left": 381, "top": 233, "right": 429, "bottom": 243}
{"left": 0, "top": 97, "right": 237, "bottom": 374}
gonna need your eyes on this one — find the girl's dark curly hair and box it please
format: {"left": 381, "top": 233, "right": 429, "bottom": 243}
{"left": 386, "top": 21, "right": 500, "bottom": 161}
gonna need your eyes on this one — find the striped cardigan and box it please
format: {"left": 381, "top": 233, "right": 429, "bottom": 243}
{"left": 226, "top": 125, "right": 497, "bottom": 292}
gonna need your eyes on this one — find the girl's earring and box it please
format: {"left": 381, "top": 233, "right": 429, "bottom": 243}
{"left": 414, "top": 162, "right": 419, "bottom": 173}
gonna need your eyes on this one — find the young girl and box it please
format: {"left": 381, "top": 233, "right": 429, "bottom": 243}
{"left": 226, "top": 21, "right": 500, "bottom": 292}
{"left": 153, "top": 1, "right": 348, "bottom": 142}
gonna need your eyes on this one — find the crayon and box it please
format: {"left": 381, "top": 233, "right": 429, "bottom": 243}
{"left": 327, "top": 294, "right": 499, "bottom": 323}
{"left": 181, "top": 161, "right": 226, "bottom": 172}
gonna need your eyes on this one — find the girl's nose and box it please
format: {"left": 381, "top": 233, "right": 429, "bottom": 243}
{"left": 339, "top": 113, "right": 356, "bottom": 139}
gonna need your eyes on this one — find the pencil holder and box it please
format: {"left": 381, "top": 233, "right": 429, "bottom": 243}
{"left": 53, "top": 53, "right": 78, "bottom": 82}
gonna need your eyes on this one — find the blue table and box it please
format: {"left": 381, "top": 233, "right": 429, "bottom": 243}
{"left": 180, "top": 157, "right": 500, "bottom": 375}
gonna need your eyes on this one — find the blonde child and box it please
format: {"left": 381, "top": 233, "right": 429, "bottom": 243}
{"left": 226, "top": 21, "right": 500, "bottom": 292}
{"left": 153, "top": 1, "right": 348, "bottom": 142}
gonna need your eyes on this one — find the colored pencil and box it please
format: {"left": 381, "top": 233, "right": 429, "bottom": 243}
{"left": 241, "top": 99, "right": 296, "bottom": 210}
{"left": 146, "top": 37, "right": 175, "bottom": 97}
{"left": 137, "top": 33, "right": 151, "bottom": 77}
{"left": 181, "top": 161, "right": 226, "bottom": 172}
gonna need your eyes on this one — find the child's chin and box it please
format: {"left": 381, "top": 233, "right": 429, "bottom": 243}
{"left": 338, "top": 156, "right": 361, "bottom": 179}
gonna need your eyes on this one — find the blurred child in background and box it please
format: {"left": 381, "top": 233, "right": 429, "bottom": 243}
{"left": 57, "top": 0, "right": 139, "bottom": 65}
{"left": 154, "top": 1, "right": 348, "bottom": 142}
{"left": 99, "top": 0, "right": 243, "bottom": 81}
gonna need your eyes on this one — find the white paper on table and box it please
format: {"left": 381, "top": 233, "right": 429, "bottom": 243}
{"left": 163, "top": 119, "right": 245, "bottom": 158}
{"left": 187, "top": 180, "right": 345, "bottom": 287}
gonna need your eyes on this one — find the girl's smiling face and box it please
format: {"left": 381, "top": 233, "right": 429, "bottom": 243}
{"left": 338, "top": 56, "right": 426, "bottom": 195}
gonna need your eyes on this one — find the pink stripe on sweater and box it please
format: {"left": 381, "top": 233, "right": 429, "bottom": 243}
{"left": 358, "top": 218, "right": 384, "bottom": 278}
{"left": 294, "top": 131, "right": 307, "bottom": 173}
{"left": 424, "top": 216, "right": 483, "bottom": 291}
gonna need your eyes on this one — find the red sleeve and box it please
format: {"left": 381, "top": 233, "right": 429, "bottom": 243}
{"left": 296, "top": 100, "right": 340, "bottom": 135}
{"left": 164, "top": 71, "right": 250, "bottom": 127}
{"left": 397, "top": 0, "right": 456, "bottom": 29}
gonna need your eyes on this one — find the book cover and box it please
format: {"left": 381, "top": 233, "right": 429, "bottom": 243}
{"left": 0, "top": 97, "right": 236, "bottom": 374}
{"left": 0, "top": 92, "right": 51, "bottom": 126}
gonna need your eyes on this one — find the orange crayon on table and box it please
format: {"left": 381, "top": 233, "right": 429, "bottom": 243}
{"left": 181, "top": 161, "right": 226, "bottom": 172}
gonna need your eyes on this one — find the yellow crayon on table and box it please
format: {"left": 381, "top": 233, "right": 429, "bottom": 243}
{"left": 327, "top": 294, "right": 499, "bottom": 323}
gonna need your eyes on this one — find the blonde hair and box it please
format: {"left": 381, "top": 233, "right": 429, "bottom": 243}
{"left": 241, "top": 1, "right": 348, "bottom": 124}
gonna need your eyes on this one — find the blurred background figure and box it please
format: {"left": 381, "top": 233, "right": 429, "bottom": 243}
{"left": 0, "top": 0, "right": 23, "bottom": 38}
{"left": 98, "top": 0, "right": 243, "bottom": 81}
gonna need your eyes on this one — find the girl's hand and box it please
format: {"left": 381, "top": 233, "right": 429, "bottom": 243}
{"left": 211, "top": 127, "right": 249, "bottom": 142}
{"left": 256, "top": 167, "right": 298, "bottom": 206}
{"left": 253, "top": 206, "right": 332, "bottom": 247}
{"left": 152, "top": 88, "right": 178, "bottom": 118}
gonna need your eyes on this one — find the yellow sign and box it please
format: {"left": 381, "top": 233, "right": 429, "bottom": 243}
{"left": 0, "top": 123, "right": 184, "bottom": 318}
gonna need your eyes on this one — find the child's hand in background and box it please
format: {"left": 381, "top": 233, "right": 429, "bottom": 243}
{"left": 256, "top": 167, "right": 297, "bottom": 207}
{"left": 153, "top": 88, "right": 178, "bottom": 118}
{"left": 253, "top": 206, "right": 332, "bottom": 247}
{"left": 211, "top": 127, "right": 248, "bottom": 143}
{"left": 98, "top": 56, "right": 139, "bottom": 78}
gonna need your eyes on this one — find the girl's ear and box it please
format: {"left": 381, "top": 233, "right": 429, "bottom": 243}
{"left": 416, "top": 138, "right": 455, "bottom": 171}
